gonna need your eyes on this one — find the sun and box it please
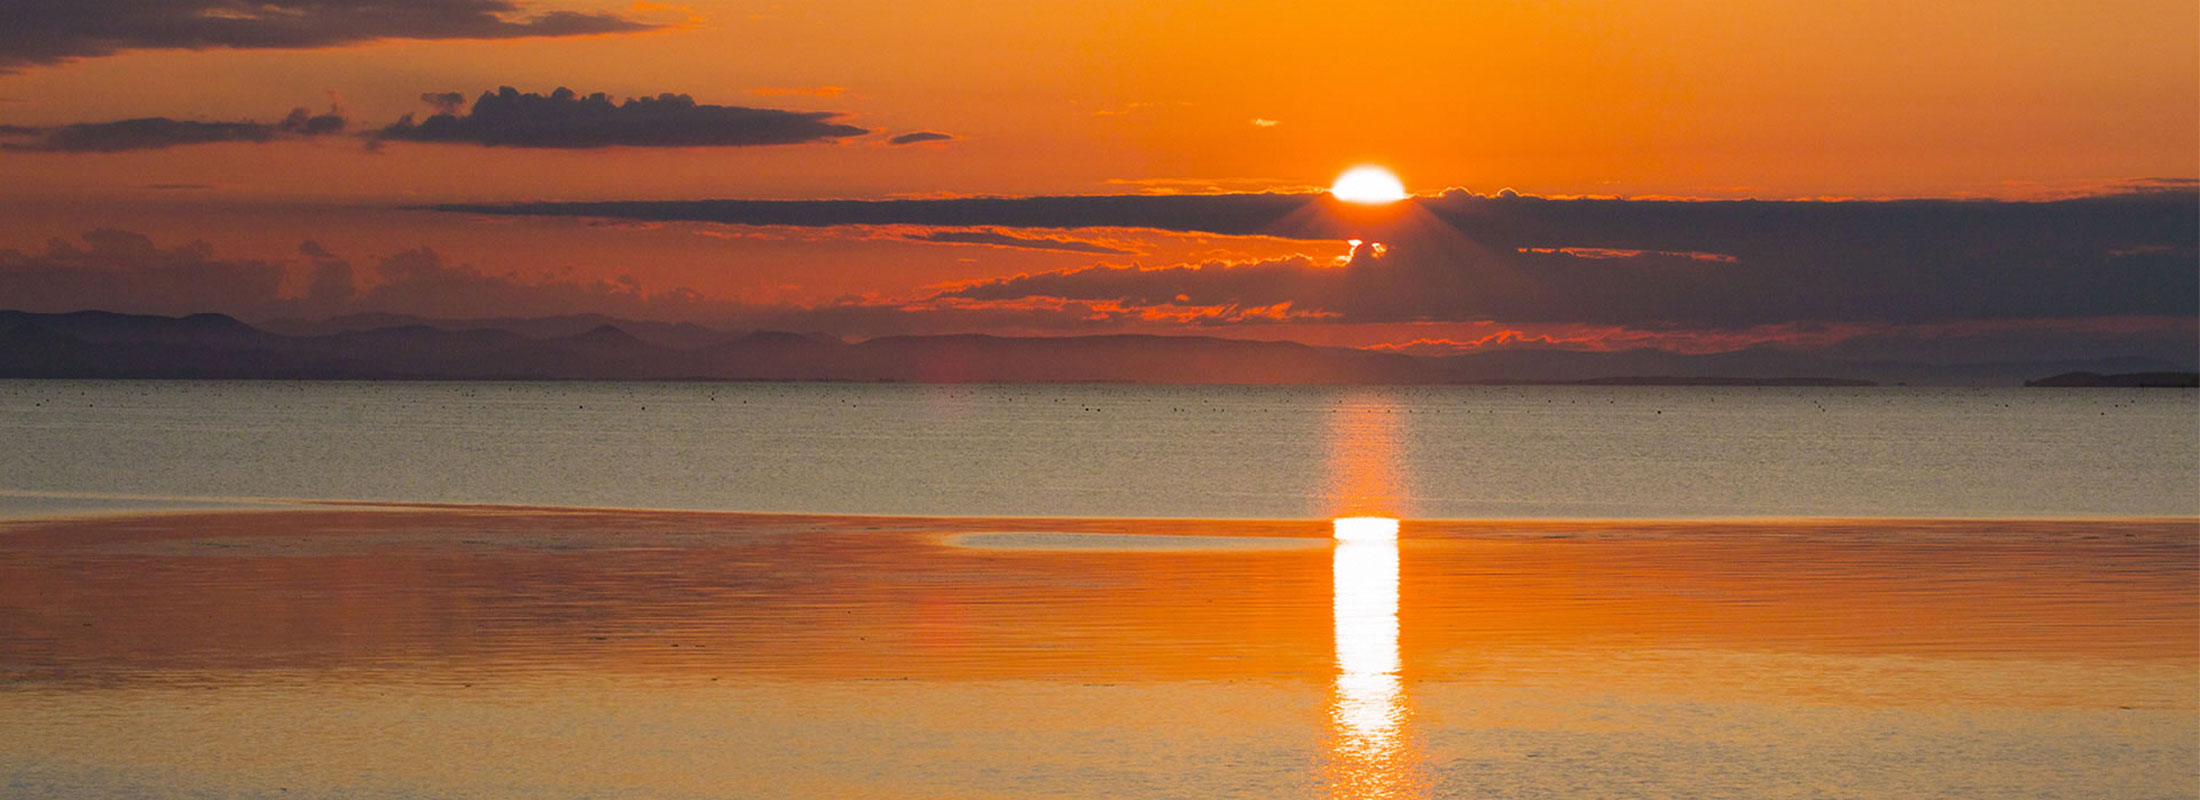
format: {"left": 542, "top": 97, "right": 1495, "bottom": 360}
{"left": 1330, "top": 166, "right": 1408, "bottom": 204}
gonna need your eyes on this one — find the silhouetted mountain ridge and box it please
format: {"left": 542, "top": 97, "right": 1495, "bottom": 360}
{"left": 1, "top": 310, "right": 2190, "bottom": 385}
{"left": 257, "top": 312, "right": 743, "bottom": 349}
{"left": 2025, "top": 371, "right": 2200, "bottom": 387}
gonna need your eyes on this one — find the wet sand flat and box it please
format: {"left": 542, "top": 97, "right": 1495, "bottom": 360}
{"left": 1, "top": 507, "right": 2194, "bottom": 798}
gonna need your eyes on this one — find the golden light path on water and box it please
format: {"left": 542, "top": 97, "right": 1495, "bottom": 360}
{"left": 1324, "top": 390, "right": 1415, "bottom": 798}
{"left": 1332, "top": 516, "right": 1404, "bottom": 799}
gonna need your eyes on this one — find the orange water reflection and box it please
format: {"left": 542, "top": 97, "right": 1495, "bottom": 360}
{"left": 1, "top": 508, "right": 2192, "bottom": 800}
{"left": 1, "top": 504, "right": 2195, "bottom": 798}
{"left": 1, "top": 510, "right": 2191, "bottom": 684}
{"left": 1330, "top": 517, "right": 1409, "bottom": 799}
{"left": 1324, "top": 393, "right": 1418, "bottom": 798}
{"left": 1324, "top": 393, "right": 1407, "bottom": 520}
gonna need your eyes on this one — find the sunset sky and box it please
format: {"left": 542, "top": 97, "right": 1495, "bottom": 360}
{"left": 2, "top": 0, "right": 2195, "bottom": 361}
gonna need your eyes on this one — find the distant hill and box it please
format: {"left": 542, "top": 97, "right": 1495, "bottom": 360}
{"left": 2024, "top": 371, "right": 2200, "bottom": 387}
{"left": 1554, "top": 376, "right": 1877, "bottom": 387}
{"left": 0, "top": 310, "right": 2187, "bottom": 385}
{"left": 256, "top": 312, "right": 748, "bottom": 349}
{"left": 0, "top": 311, "right": 1425, "bottom": 382}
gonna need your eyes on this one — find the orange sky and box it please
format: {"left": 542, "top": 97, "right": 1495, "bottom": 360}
{"left": 6, "top": 0, "right": 2194, "bottom": 201}
{"left": 0, "top": 0, "right": 2193, "bottom": 352}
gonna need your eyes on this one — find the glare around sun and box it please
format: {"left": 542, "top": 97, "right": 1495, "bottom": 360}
{"left": 1330, "top": 166, "right": 1408, "bottom": 204}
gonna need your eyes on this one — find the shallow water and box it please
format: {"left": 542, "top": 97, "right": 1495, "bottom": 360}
{"left": 1, "top": 381, "right": 2194, "bottom": 519}
{"left": 0, "top": 510, "right": 2192, "bottom": 798}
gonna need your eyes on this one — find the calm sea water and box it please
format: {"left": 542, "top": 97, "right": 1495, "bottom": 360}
{"left": 1, "top": 380, "right": 2193, "bottom": 519}
{"left": 2, "top": 510, "right": 2192, "bottom": 799}
{"left": 2, "top": 380, "right": 2195, "bottom": 798}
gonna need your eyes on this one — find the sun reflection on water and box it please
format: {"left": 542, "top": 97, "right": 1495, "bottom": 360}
{"left": 1324, "top": 394, "right": 1415, "bottom": 798}
{"left": 1332, "top": 518, "right": 1404, "bottom": 794}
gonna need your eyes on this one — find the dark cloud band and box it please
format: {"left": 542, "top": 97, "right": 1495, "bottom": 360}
{"left": 4, "top": 228, "right": 2192, "bottom": 373}
{"left": 0, "top": 106, "right": 346, "bottom": 152}
{"left": 375, "top": 86, "right": 867, "bottom": 148}
{"left": 887, "top": 131, "right": 952, "bottom": 145}
{"left": 905, "top": 230, "right": 1133, "bottom": 255}
{"left": 430, "top": 192, "right": 1316, "bottom": 233}
{"left": 0, "top": 0, "right": 659, "bottom": 71}
{"left": 431, "top": 189, "right": 2200, "bottom": 328}
{"left": 4, "top": 87, "right": 885, "bottom": 153}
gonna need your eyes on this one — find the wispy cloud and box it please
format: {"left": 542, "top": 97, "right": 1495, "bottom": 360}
{"left": 903, "top": 229, "right": 1134, "bottom": 255}
{"left": 886, "top": 131, "right": 952, "bottom": 145}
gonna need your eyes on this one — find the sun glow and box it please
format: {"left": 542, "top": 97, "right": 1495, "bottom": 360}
{"left": 1332, "top": 516, "right": 1400, "bottom": 542}
{"left": 1330, "top": 166, "right": 1408, "bottom": 205}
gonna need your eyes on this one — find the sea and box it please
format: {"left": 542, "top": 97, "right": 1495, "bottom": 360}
{"left": 1, "top": 380, "right": 2194, "bottom": 519}
{"left": 1, "top": 380, "right": 2194, "bottom": 799}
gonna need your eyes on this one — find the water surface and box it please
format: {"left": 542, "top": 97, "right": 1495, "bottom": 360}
{"left": 2, "top": 380, "right": 2193, "bottom": 798}
{"left": 0, "top": 509, "right": 2191, "bottom": 799}
{"left": 2, "top": 381, "right": 2192, "bottom": 519}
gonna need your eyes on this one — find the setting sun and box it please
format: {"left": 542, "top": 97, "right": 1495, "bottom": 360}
{"left": 1330, "top": 167, "right": 1409, "bottom": 205}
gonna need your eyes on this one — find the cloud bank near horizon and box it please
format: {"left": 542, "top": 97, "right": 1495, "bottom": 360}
{"left": 3, "top": 224, "right": 2193, "bottom": 368}
{"left": 434, "top": 189, "right": 2200, "bottom": 329}
{"left": 903, "top": 229, "right": 1133, "bottom": 255}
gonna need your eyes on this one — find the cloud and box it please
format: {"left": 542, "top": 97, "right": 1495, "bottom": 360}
{"left": 1990, "top": 177, "right": 2200, "bottom": 201}
{"left": 0, "top": 229, "right": 721, "bottom": 321}
{"left": 1, "top": 106, "right": 346, "bottom": 152}
{"left": 1349, "top": 318, "right": 2200, "bottom": 361}
{"left": 0, "top": 230, "right": 1302, "bottom": 336}
{"left": 1103, "top": 177, "right": 1322, "bottom": 195}
{"left": 886, "top": 131, "right": 951, "bottom": 145}
{"left": 432, "top": 192, "right": 1318, "bottom": 232}
{"left": 297, "top": 241, "right": 355, "bottom": 309}
{"left": 0, "top": 229, "right": 286, "bottom": 315}
{"left": 1364, "top": 331, "right": 1580, "bottom": 355}
{"left": 1250, "top": 118, "right": 1279, "bottom": 127}
{"left": 5, "top": 86, "right": 878, "bottom": 153}
{"left": 419, "top": 91, "right": 467, "bottom": 114}
{"left": 941, "top": 228, "right": 2198, "bottom": 329}
{"left": 375, "top": 86, "right": 867, "bottom": 148}
{"left": 904, "top": 229, "right": 1133, "bottom": 255}
{"left": 938, "top": 255, "right": 1340, "bottom": 322}
{"left": 6, "top": 228, "right": 2194, "bottom": 369}
{"left": 437, "top": 189, "right": 2200, "bottom": 329}
{"left": 0, "top": 0, "right": 662, "bottom": 71}
{"left": 351, "top": 246, "right": 662, "bottom": 317}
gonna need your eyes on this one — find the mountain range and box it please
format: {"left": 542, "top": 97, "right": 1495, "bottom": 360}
{"left": 2, "top": 310, "right": 2190, "bottom": 385}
